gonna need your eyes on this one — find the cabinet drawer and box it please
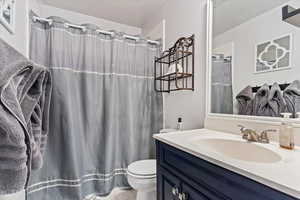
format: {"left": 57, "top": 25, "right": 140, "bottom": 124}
{"left": 157, "top": 141, "right": 297, "bottom": 200}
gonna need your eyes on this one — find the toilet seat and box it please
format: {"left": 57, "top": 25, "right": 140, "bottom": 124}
{"left": 127, "top": 160, "right": 156, "bottom": 179}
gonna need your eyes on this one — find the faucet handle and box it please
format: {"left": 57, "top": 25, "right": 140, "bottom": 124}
{"left": 238, "top": 125, "right": 250, "bottom": 140}
{"left": 261, "top": 129, "right": 277, "bottom": 135}
{"left": 259, "top": 129, "right": 276, "bottom": 143}
{"left": 237, "top": 124, "right": 245, "bottom": 130}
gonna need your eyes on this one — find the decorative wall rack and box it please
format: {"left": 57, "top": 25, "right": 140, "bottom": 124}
{"left": 154, "top": 35, "right": 195, "bottom": 93}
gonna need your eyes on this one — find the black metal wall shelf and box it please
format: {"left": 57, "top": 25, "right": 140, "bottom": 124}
{"left": 282, "top": 5, "right": 300, "bottom": 28}
{"left": 154, "top": 35, "right": 195, "bottom": 93}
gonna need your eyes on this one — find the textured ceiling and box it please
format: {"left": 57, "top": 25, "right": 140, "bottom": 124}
{"left": 42, "top": 0, "right": 168, "bottom": 27}
{"left": 213, "top": 0, "right": 231, "bottom": 8}
{"left": 214, "top": 0, "right": 290, "bottom": 36}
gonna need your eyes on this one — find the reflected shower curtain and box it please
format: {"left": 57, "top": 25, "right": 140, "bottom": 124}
{"left": 28, "top": 15, "right": 163, "bottom": 200}
{"left": 211, "top": 55, "right": 233, "bottom": 114}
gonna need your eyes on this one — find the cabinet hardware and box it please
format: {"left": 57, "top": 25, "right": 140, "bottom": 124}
{"left": 172, "top": 187, "right": 179, "bottom": 196}
{"left": 179, "top": 192, "right": 188, "bottom": 200}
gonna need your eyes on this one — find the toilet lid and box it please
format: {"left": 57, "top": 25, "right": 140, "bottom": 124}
{"left": 127, "top": 160, "right": 156, "bottom": 177}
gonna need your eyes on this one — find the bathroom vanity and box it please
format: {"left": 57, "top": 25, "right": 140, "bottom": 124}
{"left": 154, "top": 130, "right": 300, "bottom": 200}
{"left": 154, "top": 0, "right": 300, "bottom": 199}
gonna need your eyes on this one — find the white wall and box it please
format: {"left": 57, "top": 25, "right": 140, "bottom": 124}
{"left": 1, "top": 0, "right": 30, "bottom": 56}
{"left": 28, "top": 0, "right": 42, "bottom": 15}
{"left": 0, "top": 0, "right": 141, "bottom": 58}
{"left": 39, "top": 5, "right": 141, "bottom": 35}
{"left": 214, "top": 0, "right": 300, "bottom": 110}
{"left": 213, "top": 42, "right": 233, "bottom": 57}
{"left": 0, "top": 0, "right": 41, "bottom": 56}
{"left": 143, "top": 0, "right": 207, "bottom": 130}
{"left": 145, "top": 19, "right": 165, "bottom": 50}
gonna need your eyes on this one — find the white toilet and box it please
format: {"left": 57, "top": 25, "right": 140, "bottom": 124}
{"left": 127, "top": 159, "right": 157, "bottom": 200}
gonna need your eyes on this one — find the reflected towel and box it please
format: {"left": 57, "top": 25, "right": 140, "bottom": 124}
{"left": 268, "top": 83, "right": 286, "bottom": 117}
{"left": 236, "top": 86, "right": 253, "bottom": 115}
{"left": 283, "top": 80, "right": 300, "bottom": 117}
{"left": 253, "top": 84, "right": 270, "bottom": 116}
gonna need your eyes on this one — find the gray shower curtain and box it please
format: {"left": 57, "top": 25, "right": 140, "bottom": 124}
{"left": 28, "top": 15, "right": 163, "bottom": 200}
{"left": 211, "top": 55, "right": 233, "bottom": 114}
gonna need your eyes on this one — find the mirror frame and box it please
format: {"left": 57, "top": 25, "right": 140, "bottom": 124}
{"left": 205, "top": 0, "right": 300, "bottom": 125}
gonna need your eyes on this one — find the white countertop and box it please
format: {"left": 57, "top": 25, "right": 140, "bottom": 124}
{"left": 154, "top": 129, "right": 300, "bottom": 199}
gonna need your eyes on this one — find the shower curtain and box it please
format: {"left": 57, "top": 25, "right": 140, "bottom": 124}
{"left": 28, "top": 15, "right": 163, "bottom": 200}
{"left": 211, "top": 55, "right": 233, "bottom": 114}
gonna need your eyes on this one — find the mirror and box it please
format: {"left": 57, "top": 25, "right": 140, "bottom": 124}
{"left": 209, "top": 0, "right": 300, "bottom": 118}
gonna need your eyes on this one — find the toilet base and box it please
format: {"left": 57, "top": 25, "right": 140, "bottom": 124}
{"left": 136, "top": 189, "right": 156, "bottom": 200}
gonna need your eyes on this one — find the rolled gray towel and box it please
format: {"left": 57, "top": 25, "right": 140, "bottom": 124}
{"left": 253, "top": 84, "right": 270, "bottom": 116}
{"left": 283, "top": 80, "right": 300, "bottom": 117}
{"left": 268, "top": 83, "right": 286, "bottom": 117}
{"left": 236, "top": 86, "right": 253, "bottom": 115}
{"left": 0, "top": 38, "right": 52, "bottom": 194}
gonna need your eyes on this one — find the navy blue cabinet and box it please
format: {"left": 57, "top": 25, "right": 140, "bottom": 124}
{"left": 158, "top": 167, "right": 181, "bottom": 200}
{"left": 156, "top": 141, "right": 298, "bottom": 200}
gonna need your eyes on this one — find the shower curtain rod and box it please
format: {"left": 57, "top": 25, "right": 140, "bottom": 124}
{"left": 32, "top": 16, "right": 53, "bottom": 25}
{"left": 32, "top": 16, "right": 160, "bottom": 45}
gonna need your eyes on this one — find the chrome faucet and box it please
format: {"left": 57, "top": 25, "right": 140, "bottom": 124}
{"left": 238, "top": 125, "right": 276, "bottom": 144}
{"left": 238, "top": 125, "right": 259, "bottom": 142}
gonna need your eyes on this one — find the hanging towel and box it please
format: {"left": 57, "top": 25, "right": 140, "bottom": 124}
{"left": 236, "top": 86, "right": 253, "bottom": 115}
{"left": 268, "top": 83, "right": 286, "bottom": 117}
{"left": 0, "top": 39, "right": 52, "bottom": 194}
{"left": 253, "top": 84, "right": 270, "bottom": 116}
{"left": 283, "top": 80, "right": 300, "bottom": 117}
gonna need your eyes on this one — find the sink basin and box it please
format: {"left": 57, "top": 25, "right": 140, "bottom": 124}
{"left": 192, "top": 138, "right": 281, "bottom": 163}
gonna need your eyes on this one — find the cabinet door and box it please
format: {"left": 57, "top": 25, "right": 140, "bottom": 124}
{"left": 181, "top": 182, "right": 227, "bottom": 200}
{"left": 158, "top": 168, "right": 181, "bottom": 200}
{"left": 181, "top": 183, "right": 209, "bottom": 200}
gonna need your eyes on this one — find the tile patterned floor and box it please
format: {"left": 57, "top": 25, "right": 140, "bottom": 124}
{"left": 85, "top": 188, "right": 136, "bottom": 200}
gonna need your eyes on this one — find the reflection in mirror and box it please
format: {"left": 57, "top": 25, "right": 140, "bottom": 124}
{"left": 210, "top": 0, "right": 300, "bottom": 118}
{"left": 256, "top": 35, "right": 291, "bottom": 72}
{"left": 211, "top": 44, "right": 233, "bottom": 114}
